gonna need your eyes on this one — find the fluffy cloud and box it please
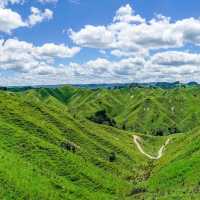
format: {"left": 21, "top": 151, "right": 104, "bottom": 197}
{"left": 0, "top": 39, "right": 80, "bottom": 73}
{"left": 0, "top": 2, "right": 54, "bottom": 33}
{"left": 53, "top": 50, "right": 200, "bottom": 84}
{"left": 0, "top": 0, "right": 26, "bottom": 33}
{"left": 0, "top": 7, "right": 26, "bottom": 33}
{"left": 1, "top": 39, "right": 200, "bottom": 85}
{"left": 27, "top": 7, "right": 53, "bottom": 26}
{"left": 141, "top": 51, "right": 200, "bottom": 83}
{"left": 36, "top": 43, "right": 80, "bottom": 58}
{"left": 69, "top": 25, "right": 114, "bottom": 49}
{"left": 69, "top": 4, "right": 200, "bottom": 56}
{"left": 0, "top": 0, "right": 23, "bottom": 8}
{"left": 113, "top": 4, "right": 145, "bottom": 24}
{"left": 2, "top": 49, "right": 200, "bottom": 86}
{"left": 66, "top": 57, "right": 146, "bottom": 82}
{"left": 151, "top": 51, "right": 200, "bottom": 66}
{"left": 110, "top": 49, "right": 148, "bottom": 58}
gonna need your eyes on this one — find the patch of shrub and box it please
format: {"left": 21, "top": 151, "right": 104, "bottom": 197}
{"left": 0, "top": 87, "right": 7, "bottom": 91}
{"left": 168, "top": 127, "right": 179, "bottom": 134}
{"left": 128, "top": 188, "right": 147, "bottom": 196}
{"left": 61, "top": 141, "right": 79, "bottom": 153}
{"left": 154, "top": 129, "right": 164, "bottom": 136}
{"left": 109, "top": 152, "right": 116, "bottom": 162}
{"left": 88, "top": 109, "right": 116, "bottom": 127}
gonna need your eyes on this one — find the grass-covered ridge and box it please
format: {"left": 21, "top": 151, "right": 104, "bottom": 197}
{"left": 62, "top": 85, "right": 200, "bottom": 135}
{"left": 0, "top": 85, "right": 199, "bottom": 199}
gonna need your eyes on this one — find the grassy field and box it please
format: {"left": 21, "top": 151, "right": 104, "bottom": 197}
{"left": 0, "top": 85, "right": 199, "bottom": 199}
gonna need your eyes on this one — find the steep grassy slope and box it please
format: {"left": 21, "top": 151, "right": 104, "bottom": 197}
{"left": 0, "top": 90, "right": 153, "bottom": 199}
{"left": 0, "top": 86, "right": 200, "bottom": 199}
{"left": 140, "top": 129, "right": 200, "bottom": 199}
{"left": 64, "top": 86, "right": 200, "bottom": 135}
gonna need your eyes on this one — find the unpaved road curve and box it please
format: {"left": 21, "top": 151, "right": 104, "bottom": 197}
{"left": 133, "top": 135, "right": 170, "bottom": 160}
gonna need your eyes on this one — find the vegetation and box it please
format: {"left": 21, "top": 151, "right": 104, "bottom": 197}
{"left": 88, "top": 109, "right": 116, "bottom": 127}
{"left": 0, "top": 85, "right": 199, "bottom": 199}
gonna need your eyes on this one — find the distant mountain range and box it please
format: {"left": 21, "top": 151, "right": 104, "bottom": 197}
{"left": 0, "top": 81, "right": 199, "bottom": 92}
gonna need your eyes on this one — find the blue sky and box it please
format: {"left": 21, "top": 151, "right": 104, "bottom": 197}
{"left": 1, "top": 0, "right": 200, "bottom": 85}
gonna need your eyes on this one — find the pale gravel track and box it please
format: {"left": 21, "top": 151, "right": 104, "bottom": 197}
{"left": 133, "top": 135, "right": 170, "bottom": 160}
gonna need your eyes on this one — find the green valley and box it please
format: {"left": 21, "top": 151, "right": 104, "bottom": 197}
{"left": 0, "top": 85, "right": 199, "bottom": 199}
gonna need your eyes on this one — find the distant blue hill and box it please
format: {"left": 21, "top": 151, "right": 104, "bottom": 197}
{"left": 0, "top": 81, "right": 199, "bottom": 91}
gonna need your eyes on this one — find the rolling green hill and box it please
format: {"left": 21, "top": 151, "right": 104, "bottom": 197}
{"left": 0, "top": 85, "right": 199, "bottom": 199}
{"left": 64, "top": 86, "right": 200, "bottom": 135}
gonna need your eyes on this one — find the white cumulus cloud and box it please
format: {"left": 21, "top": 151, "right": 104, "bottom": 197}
{"left": 0, "top": 5, "right": 54, "bottom": 33}
{"left": 0, "top": 7, "right": 26, "bottom": 33}
{"left": 0, "top": 39, "right": 80, "bottom": 73}
{"left": 69, "top": 4, "right": 200, "bottom": 56}
{"left": 27, "top": 7, "right": 53, "bottom": 26}
{"left": 0, "top": 0, "right": 23, "bottom": 8}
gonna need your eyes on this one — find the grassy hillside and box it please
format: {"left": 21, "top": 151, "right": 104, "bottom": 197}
{"left": 0, "top": 90, "right": 151, "bottom": 199}
{"left": 0, "top": 85, "right": 199, "bottom": 199}
{"left": 142, "top": 129, "right": 200, "bottom": 199}
{"left": 64, "top": 86, "right": 200, "bottom": 135}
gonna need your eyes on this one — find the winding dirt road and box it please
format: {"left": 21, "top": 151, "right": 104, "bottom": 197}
{"left": 133, "top": 135, "right": 170, "bottom": 160}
